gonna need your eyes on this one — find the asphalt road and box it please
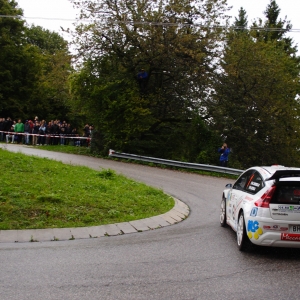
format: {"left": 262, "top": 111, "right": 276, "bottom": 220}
{"left": 1, "top": 144, "right": 300, "bottom": 300}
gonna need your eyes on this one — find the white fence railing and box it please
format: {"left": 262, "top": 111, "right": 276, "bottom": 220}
{"left": 109, "top": 150, "right": 243, "bottom": 176}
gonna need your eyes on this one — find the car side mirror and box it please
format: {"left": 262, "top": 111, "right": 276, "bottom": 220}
{"left": 225, "top": 183, "right": 232, "bottom": 188}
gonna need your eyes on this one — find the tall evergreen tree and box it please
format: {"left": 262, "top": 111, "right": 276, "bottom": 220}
{"left": 251, "top": 0, "right": 298, "bottom": 57}
{"left": 234, "top": 7, "right": 248, "bottom": 32}
{"left": 210, "top": 35, "right": 300, "bottom": 167}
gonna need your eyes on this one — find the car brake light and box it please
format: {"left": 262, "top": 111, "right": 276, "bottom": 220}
{"left": 254, "top": 185, "right": 276, "bottom": 208}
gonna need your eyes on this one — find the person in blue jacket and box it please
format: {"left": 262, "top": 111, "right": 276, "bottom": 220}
{"left": 218, "top": 143, "right": 230, "bottom": 167}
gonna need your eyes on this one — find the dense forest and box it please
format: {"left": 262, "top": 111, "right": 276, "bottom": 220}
{"left": 1, "top": 0, "right": 300, "bottom": 168}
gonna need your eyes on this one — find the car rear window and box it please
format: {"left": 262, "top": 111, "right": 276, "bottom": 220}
{"left": 272, "top": 182, "right": 300, "bottom": 204}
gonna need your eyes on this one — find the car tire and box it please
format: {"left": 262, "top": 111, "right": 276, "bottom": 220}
{"left": 220, "top": 196, "right": 227, "bottom": 227}
{"left": 237, "top": 211, "right": 253, "bottom": 251}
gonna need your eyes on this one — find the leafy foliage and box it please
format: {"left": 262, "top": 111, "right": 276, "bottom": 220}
{"left": 211, "top": 32, "right": 300, "bottom": 168}
{"left": 0, "top": 0, "right": 72, "bottom": 121}
{"left": 69, "top": 0, "right": 230, "bottom": 161}
{"left": 251, "top": 0, "right": 298, "bottom": 57}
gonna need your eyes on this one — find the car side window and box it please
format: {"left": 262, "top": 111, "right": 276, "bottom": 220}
{"left": 244, "top": 171, "right": 265, "bottom": 194}
{"left": 233, "top": 170, "right": 254, "bottom": 191}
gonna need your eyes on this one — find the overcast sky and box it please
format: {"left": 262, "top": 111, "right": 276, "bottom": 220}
{"left": 16, "top": 0, "right": 300, "bottom": 49}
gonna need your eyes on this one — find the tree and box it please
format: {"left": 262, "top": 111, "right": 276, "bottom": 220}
{"left": 251, "top": 0, "right": 298, "bottom": 57}
{"left": 0, "top": 0, "right": 33, "bottom": 117}
{"left": 24, "top": 25, "right": 73, "bottom": 121}
{"left": 0, "top": 1, "right": 72, "bottom": 121}
{"left": 234, "top": 7, "right": 248, "bottom": 32}
{"left": 69, "top": 0, "right": 230, "bottom": 160}
{"left": 210, "top": 33, "right": 300, "bottom": 168}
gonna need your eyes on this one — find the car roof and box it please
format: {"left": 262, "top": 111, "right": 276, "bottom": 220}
{"left": 247, "top": 166, "right": 300, "bottom": 181}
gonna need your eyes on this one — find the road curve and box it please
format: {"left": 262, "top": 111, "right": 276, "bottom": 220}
{"left": 1, "top": 144, "right": 300, "bottom": 300}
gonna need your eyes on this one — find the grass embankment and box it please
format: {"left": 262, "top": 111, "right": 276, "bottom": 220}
{"left": 0, "top": 149, "right": 174, "bottom": 230}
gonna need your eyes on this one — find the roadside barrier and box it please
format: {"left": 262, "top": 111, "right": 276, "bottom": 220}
{"left": 109, "top": 149, "right": 243, "bottom": 176}
{"left": 0, "top": 133, "right": 242, "bottom": 175}
{"left": 0, "top": 131, "right": 91, "bottom": 144}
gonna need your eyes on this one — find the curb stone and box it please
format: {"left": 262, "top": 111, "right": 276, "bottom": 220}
{"left": 0, "top": 198, "right": 189, "bottom": 243}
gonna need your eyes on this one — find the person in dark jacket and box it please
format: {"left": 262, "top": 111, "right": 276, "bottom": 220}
{"left": 46, "top": 121, "right": 53, "bottom": 145}
{"left": 32, "top": 121, "right": 40, "bottom": 145}
{"left": 52, "top": 120, "right": 60, "bottom": 145}
{"left": 6, "top": 125, "right": 15, "bottom": 143}
{"left": 37, "top": 121, "right": 46, "bottom": 145}
{"left": 82, "top": 124, "right": 90, "bottom": 147}
{"left": 3, "top": 117, "right": 13, "bottom": 142}
{"left": 24, "top": 120, "right": 31, "bottom": 145}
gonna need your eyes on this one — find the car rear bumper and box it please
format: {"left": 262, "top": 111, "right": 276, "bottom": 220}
{"left": 248, "top": 221, "right": 300, "bottom": 248}
{"left": 253, "top": 233, "right": 300, "bottom": 247}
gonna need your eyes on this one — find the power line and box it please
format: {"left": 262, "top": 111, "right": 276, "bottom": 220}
{"left": 1, "top": 14, "right": 300, "bottom": 33}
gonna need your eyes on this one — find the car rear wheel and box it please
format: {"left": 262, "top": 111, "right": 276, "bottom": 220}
{"left": 220, "top": 196, "right": 227, "bottom": 227}
{"left": 237, "top": 212, "right": 252, "bottom": 251}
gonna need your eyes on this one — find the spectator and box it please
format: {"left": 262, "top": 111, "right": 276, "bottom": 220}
{"left": 72, "top": 128, "right": 81, "bottom": 146}
{"left": 24, "top": 120, "right": 31, "bottom": 145}
{"left": 52, "top": 120, "right": 60, "bottom": 145}
{"left": 60, "top": 124, "right": 66, "bottom": 145}
{"left": 82, "top": 124, "right": 90, "bottom": 147}
{"left": 32, "top": 121, "right": 40, "bottom": 146}
{"left": 46, "top": 121, "right": 53, "bottom": 145}
{"left": 65, "top": 123, "right": 72, "bottom": 145}
{"left": 14, "top": 119, "right": 24, "bottom": 144}
{"left": 3, "top": 117, "right": 13, "bottom": 142}
{"left": 218, "top": 143, "right": 231, "bottom": 167}
{"left": 37, "top": 120, "right": 46, "bottom": 145}
{"left": 6, "top": 125, "right": 15, "bottom": 143}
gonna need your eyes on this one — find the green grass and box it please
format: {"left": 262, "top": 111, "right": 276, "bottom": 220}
{"left": 0, "top": 149, "right": 174, "bottom": 230}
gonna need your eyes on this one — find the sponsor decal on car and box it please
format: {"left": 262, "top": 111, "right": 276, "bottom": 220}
{"left": 247, "top": 220, "right": 263, "bottom": 240}
{"left": 272, "top": 213, "right": 288, "bottom": 216}
{"left": 278, "top": 205, "right": 300, "bottom": 213}
{"left": 281, "top": 233, "right": 300, "bottom": 241}
{"left": 250, "top": 207, "right": 258, "bottom": 217}
{"left": 245, "top": 196, "right": 253, "bottom": 201}
{"left": 263, "top": 225, "right": 288, "bottom": 231}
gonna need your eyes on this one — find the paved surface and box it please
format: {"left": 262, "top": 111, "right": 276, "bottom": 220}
{"left": 3, "top": 145, "right": 300, "bottom": 300}
{"left": 0, "top": 191, "right": 189, "bottom": 243}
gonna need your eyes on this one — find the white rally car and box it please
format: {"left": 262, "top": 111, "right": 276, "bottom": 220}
{"left": 220, "top": 166, "right": 300, "bottom": 251}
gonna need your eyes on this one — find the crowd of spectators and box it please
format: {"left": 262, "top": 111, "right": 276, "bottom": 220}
{"left": 0, "top": 117, "right": 93, "bottom": 147}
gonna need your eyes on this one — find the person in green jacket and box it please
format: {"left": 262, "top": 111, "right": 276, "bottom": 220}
{"left": 14, "top": 119, "right": 24, "bottom": 144}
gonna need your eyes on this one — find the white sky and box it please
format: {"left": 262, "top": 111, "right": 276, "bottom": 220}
{"left": 16, "top": 0, "right": 300, "bottom": 49}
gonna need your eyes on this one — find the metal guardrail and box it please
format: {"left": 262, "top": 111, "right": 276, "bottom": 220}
{"left": 109, "top": 149, "right": 243, "bottom": 176}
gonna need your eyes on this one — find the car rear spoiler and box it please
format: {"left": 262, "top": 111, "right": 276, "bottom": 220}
{"left": 266, "top": 170, "right": 300, "bottom": 182}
